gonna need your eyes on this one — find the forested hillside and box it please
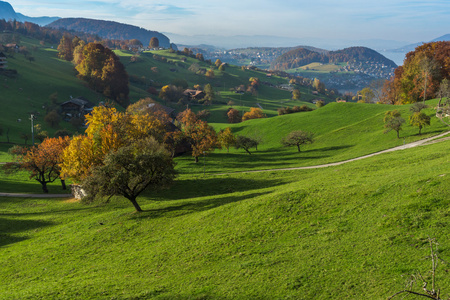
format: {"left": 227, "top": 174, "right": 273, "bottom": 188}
{"left": 271, "top": 46, "right": 397, "bottom": 70}
{"left": 48, "top": 18, "right": 171, "bottom": 48}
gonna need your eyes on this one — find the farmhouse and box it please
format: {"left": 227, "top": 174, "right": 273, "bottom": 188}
{"left": 0, "top": 52, "right": 7, "bottom": 69}
{"left": 183, "top": 89, "right": 206, "bottom": 101}
{"left": 60, "top": 96, "right": 95, "bottom": 119}
{"left": 146, "top": 102, "right": 176, "bottom": 119}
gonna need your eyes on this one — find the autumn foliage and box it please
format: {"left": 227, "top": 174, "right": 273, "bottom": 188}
{"left": 61, "top": 106, "right": 165, "bottom": 181}
{"left": 75, "top": 43, "right": 129, "bottom": 107}
{"left": 177, "top": 109, "right": 219, "bottom": 163}
{"left": 381, "top": 41, "right": 450, "bottom": 104}
{"left": 242, "top": 107, "right": 265, "bottom": 121}
{"left": 9, "top": 137, "right": 70, "bottom": 193}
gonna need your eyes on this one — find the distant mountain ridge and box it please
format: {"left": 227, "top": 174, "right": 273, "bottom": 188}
{"left": 271, "top": 46, "right": 397, "bottom": 70}
{"left": 48, "top": 18, "right": 171, "bottom": 48}
{"left": 0, "top": 1, "right": 59, "bottom": 26}
{"left": 393, "top": 33, "right": 450, "bottom": 53}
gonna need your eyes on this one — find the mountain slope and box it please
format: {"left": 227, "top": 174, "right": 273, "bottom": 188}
{"left": 48, "top": 18, "right": 171, "bottom": 48}
{"left": 0, "top": 1, "right": 59, "bottom": 26}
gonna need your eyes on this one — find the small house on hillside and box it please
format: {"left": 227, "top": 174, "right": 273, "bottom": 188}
{"left": 5, "top": 44, "right": 19, "bottom": 53}
{"left": 0, "top": 52, "right": 7, "bottom": 69}
{"left": 60, "top": 96, "right": 95, "bottom": 119}
{"left": 183, "top": 89, "right": 205, "bottom": 101}
{"left": 147, "top": 103, "right": 176, "bottom": 119}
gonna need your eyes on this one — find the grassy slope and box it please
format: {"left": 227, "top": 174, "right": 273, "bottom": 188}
{"left": 0, "top": 36, "right": 101, "bottom": 144}
{"left": 1, "top": 138, "right": 450, "bottom": 299}
{"left": 119, "top": 49, "right": 329, "bottom": 122}
{"left": 176, "top": 100, "right": 448, "bottom": 175}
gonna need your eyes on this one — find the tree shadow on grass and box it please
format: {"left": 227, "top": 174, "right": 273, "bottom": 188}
{"left": 308, "top": 145, "right": 354, "bottom": 152}
{"left": 133, "top": 191, "right": 270, "bottom": 220}
{"left": 146, "top": 177, "right": 285, "bottom": 201}
{"left": 0, "top": 217, "right": 53, "bottom": 247}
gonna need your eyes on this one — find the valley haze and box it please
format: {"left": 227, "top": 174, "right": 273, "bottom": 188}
{"left": 5, "top": 0, "right": 450, "bottom": 64}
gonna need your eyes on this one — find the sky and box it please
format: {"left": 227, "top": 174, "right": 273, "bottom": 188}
{"left": 10, "top": 0, "right": 450, "bottom": 44}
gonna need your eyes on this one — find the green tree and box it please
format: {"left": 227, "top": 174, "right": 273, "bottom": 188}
{"left": 81, "top": 137, "right": 176, "bottom": 212}
{"left": 149, "top": 37, "right": 159, "bottom": 49}
{"left": 203, "top": 83, "right": 214, "bottom": 104}
{"left": 383, "top": 110, "right": 405, "bottom": 139}
{"left": 313, "top": 78, "right": 325, "bottom": 93}
{"left": 235, "top": 136, "right": 258, "bottom": 155}
{"left": 315, "top": 100, "right": 325, "bottom": 108}
{"left": 409, "top": 102, "right": 428, "bottom": 113}
{"left": 357, "top": 87, "right": 376, "bottom": 103}
{"left": 44, "top": 110, "right": 61, "bottom": 128}
{"left": 218, "top": 127, "right": 236, "bottom": 153}
{"left": 409, "top": 111, "right": 431, "bottom": 135}
{"left": 281, "top": 130, "right": 314, "bottom": 152}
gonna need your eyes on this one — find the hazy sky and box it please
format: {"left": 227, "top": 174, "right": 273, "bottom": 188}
{"left": 11, "top": 0, "right": 450, "bottom": 43}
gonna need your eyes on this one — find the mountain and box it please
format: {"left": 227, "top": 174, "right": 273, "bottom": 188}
{"left": 48, "top": 18, "right": 170, "bottom": 48}
{"left": 0, "top": 1, "right": 59, "bottom": 26}
{"left": 393, "top": 34, "right": 450, "bottom": 53}
{"left": 271, "top": 46, "right": 397, "bottom": 70}
{"left": 165, "top": 32, "right": 407, "bottom": 51}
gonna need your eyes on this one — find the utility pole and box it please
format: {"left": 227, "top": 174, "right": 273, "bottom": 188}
{"left": 30, "top": 114, "right": 35, "bottom": 146}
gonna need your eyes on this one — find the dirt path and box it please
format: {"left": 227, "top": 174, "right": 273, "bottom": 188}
{"left": 0, "top": 193, "right": 73, "bottom": 198}
{"left": 216, "top": 131, "right": 450, "bottom": 175}
{"left": 1, "top": 131, "right": 449, "bottom": 196}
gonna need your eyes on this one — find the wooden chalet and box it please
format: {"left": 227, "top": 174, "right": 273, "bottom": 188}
{"left": 60, "top": 96, "right": 95, "bottom": 119}
{"left": 183, "top": 89, "right": 205, "bottom": 101}
{"left": 146, "top": 103, "right": 176, "bottom": 119}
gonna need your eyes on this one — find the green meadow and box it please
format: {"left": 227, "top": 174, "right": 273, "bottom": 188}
{"left": 1, "top": 137, "right": 450, "bottom": 299}
{"left": 1, "top": 33, "right": 450, "bottom": 299}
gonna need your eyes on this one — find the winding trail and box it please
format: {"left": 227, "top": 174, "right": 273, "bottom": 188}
{"left": 1, "top": 131, "right": 450, "bottom": 197}
{"left": 215, "top": 131, "right": 450, "bottom": 175}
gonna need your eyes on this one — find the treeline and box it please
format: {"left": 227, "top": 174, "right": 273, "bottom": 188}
{"left": 0, "top": 19, "right": 99, "bottom": 45}
{"left": 48, "top": 18, "right": 170, "bottom": 48}
{"left": 381, "top": 41, "right": 450, "bottom": 104}
{"left": 271, "top": 46, "right": 397, "bottom": 70}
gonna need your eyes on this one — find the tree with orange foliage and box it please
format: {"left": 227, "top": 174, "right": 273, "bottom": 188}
{"left": 227, "top": 108, "right": 242, "bottom": 123}
{"left": 61, "top": 106, "right": 165, "bottom": 181}
{"left": 242, "top": 107, "right": 265, "bottom": 121}
{"left": 177, "top": 109, "right": 219, "bottom": 163}
{"left": 10, "top": 137, "right": 70, "bottom": 193}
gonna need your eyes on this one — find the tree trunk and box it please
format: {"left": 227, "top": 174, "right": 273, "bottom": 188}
{"left": 128, "top": 197, "right": 143, "bottom": 212}
{"left": 60, "top": 179, "right": 67, "bottom": 190}
{"left": 40, "top": 182, "right": 49, "bottom": 193}
{"left": 195, "top": 156, "right": 199, "bottom": 163}
{"left": 245, "top": 148, "right": 252, "bottom": 155}
{"left": 297, "top": 144, "right": 301, "bottom": 152}
{"left": 396, "top": 130, "right": 400, "bottom": 139}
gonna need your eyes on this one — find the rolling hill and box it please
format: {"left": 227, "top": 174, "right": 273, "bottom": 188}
{"left": 48, "top": 18, "right": 171, "bottom": 48}
{"left": 271, "top": 46, "right": 397, "bottom": 70}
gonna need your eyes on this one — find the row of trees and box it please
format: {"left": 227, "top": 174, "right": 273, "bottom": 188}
{"left": 383, "top": 103, "right": 431, "bottom": 138}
